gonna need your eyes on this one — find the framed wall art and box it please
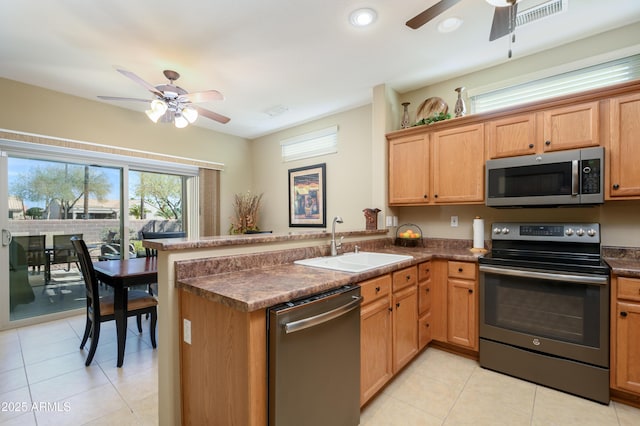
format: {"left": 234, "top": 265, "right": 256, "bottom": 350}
{"left": 288, "top": 163, "right": 326, "bottom": 228}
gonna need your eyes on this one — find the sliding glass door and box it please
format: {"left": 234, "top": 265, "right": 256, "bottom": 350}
{"left": 0, "top": 140, "right": 198, "bottom": 330}
{"left": 1, "top": 154, "right": 122, "bottom": 326}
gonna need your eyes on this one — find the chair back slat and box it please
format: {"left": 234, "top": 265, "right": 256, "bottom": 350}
{"left": 70, "top": 237, "right": 100, "bottom": 318}
{"left": 53, "top": 233, "right": 83, "bottom": 265}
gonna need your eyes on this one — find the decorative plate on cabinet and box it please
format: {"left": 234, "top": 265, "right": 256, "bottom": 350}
{"left": 416, "top": 97, "right": 448, "bottom": 122}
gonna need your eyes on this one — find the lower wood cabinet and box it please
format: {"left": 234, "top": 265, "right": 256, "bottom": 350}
{"left": 611, "top": 275, "right": 640, "bottom": 396}
{"left": 418, "top": 261, "right": 432, "bottom": 350}
{"left": 360, "top": 275, "right": 393, "bottom": 406}
{"left": 360, "top": 266, "right": 418, "bottom": 406}
{"left": 446, "top": 261, "right": 478, "bottom": 351}
{"left": 392, "top": 266, "right": 418, "bottom": 372}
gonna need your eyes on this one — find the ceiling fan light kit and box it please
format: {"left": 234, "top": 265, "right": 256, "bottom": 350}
{"left": 486, "top": 0, "right": 516, "bottom": 7}
{"left": 99, "top": 68, "right": 230, "bottom": 128}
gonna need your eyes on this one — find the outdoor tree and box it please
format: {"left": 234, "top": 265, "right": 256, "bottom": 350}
{"left": 134, "top": 172, "right": 182, "bottom": 220}
{"left": 11, "top": 164, "right": 111, "bottom": 219}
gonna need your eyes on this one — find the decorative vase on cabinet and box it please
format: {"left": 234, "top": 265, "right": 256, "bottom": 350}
{"left": 401, "top": 102, "right": 411, "bottom": 129}
{"left": 454, "top": 87, "right": 466, "bottom": 118}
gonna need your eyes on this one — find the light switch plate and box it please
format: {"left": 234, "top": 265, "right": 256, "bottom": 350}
{"left": 451, "top": 216, "right": 459, "bottom": 227}
{"left": 386, "top": 215, "right": 393, "bottom": 226}
{"left": 183, "top": 318, "right": 192, "bottom": 344}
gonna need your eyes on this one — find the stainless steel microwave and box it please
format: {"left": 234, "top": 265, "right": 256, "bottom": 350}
{"left": 486, "top": 147, "right": 604, "bottom": 207}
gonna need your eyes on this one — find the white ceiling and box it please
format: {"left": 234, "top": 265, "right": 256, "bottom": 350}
{"left": 2, "top": 0, "right": 640, "bottom": 139}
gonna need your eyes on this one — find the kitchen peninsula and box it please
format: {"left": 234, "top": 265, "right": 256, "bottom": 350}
{"left": 145, "top": 230, "right": 481, "bottom": 425}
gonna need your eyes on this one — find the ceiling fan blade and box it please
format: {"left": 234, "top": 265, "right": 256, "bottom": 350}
{"left": 193, "top": 105, "right": 230, "bottom": 124}
{"left": 180, "top": 90, "right": 224, "bottom": 103}
{"left": 489, "top": 3, "right": 518, "bottom": 41}
{"left": 97, "top": 95, "right": 150, "bottom": 103}
{"left": 116, "top": 69, "right": 164, "bottom": 97}
{"left": 406, "top": 0, "right": 463, "bottom": 29}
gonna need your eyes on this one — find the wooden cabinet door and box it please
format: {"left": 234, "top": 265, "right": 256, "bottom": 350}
{"left": 447, "top": 278, "right": 478, "bottom": 350}
{"left": 360, "top": 295, "right": 393, "bottom": 406}
{"left": 486, "top": 113, "right": 537, "bottom": 159}
{"left": 609, "top": 92, "right": 640, "bottom": 198}
{"left": 392, "top": 284, "right": 418, "bottom": 372}
{"left": 542, "top": 101, "right": 599, "bottom": 152}
{"left": 431, "top": 123, "right": 485, "bottom": 203}
{"left": 615, "top": 301, "right": 640, "bottom": 394}
{"left": 388, "top": 134, "right": 429, "bottom": 204}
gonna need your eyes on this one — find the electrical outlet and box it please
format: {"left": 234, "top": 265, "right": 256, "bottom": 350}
{"left": 450, "top": 216, "right": 459, "bottom": 227}
{"left": 183, "top": 318, "right": 192, "bottom": 345}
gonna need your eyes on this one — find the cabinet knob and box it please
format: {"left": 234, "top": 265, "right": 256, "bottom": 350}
{"left": 620, "top": 311, "right": 628, "bottom": 318}
{"left": 545, "top": 140, "right": 551, "bottom": 146}
{"left": 425, "top": 323, "right": 430, "bottom": 328}
{"left": 458, "top": 268, "right": 463, "bottom": 272}
{"left": 375, "top": 286, "right": 381, "bottom": 292}
{"left": 396, "top": 302, "right": 401, "bottom": 308}
{"left": 613, "top": 184, "right": 620, "bottom": 190}
{"left": 423, "top": 194, "right": 428, "bottom": 199}
{"left": 434, "top": 194, "right": 438, "bottom": 198}
{"left": 388, "top": 307, "right": 393, "bottom": 313}
{"left": 528, "top": 143, "right": 534, "bottom": 149}
{"left": 468, "top": 289, "right": 473, "bottom": 294}
{"left": 406, "top": 275, "right": 411, "bottom": 281}
{"left": 425, "top": 287, "right": 430, "bottom": 293}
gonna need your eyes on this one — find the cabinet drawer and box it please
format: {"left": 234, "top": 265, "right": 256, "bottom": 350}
{"left": 392, "top": 266, "right": 417, "bottom": 292}
{"left": 418, "top": 311, "right": 432, "bottom": 350}
{"left": 618, "top": 276, "right": 640, "bottom": 302}
{"left": 360, "top": 274, "right": 391, "bottom": 304}
{"left": 418, "top": 281, "right": 431, "bottom": 315}
{"left": 418, "top": 261, "right": 431, "bottom": 281}
{"left": 448, "top": 261, "right": 476, "bottom": 280}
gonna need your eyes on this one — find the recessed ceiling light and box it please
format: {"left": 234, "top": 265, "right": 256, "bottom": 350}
{"left": 349, "top": 8, "right": 377, "bottom": 27}
{"left": 437, "top": 16, "right": 463, "bottom": 33}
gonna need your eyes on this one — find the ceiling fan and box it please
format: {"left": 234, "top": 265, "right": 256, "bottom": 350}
{"left": 406, "top": 0, "right": 519, "bottom": 42}
{"left": 98, "top": 69, "right": 230, "bottom": 128}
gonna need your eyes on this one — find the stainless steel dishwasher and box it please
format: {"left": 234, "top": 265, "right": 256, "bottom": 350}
{"left": 268, "top": 285, "right": 362, "bottom": 426}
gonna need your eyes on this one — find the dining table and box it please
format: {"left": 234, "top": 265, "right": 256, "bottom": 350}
{"left": 92, "top": 256, "right": 158, "bottom": 367}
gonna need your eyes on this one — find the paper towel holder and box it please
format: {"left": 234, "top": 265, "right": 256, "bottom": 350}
{"left": 470, "top": 216, "right": 488, "bottom": 254}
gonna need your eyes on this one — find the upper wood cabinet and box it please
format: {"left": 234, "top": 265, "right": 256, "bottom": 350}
{"left": 486, "top": 113, "right": 537, "bottom": 158}
{"left": 542, "top": 101, "right": 599, "bottom": 152}
{"left": 486, "top": 101, "right": 599, "bottom": 159}
{"left": 608, "top": 92, "right": 640, "bottom": 199}
{"left": 388, "top": 123, "right": 485, "bottom": 205}
{"left": 432, "top": 123, "right": 485, "bottom": 204}
{"left": 388, "top": 134, "right": 429, "bottom": 204}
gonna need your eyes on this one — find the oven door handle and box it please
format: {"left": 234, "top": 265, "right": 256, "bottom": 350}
{"left": 479, "top": 265, "right": 608, "bottom": 286}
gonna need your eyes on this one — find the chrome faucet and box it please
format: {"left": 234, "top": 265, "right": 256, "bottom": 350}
{"left": 330, "top": 216, "right": 344, "bottom": 256}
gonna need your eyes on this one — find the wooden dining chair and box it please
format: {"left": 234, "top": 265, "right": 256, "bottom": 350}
{"left": 71, "top": 237, "right": 158, "bottom": 366}
{"left": 140, "top": 231, "right": 185, "bottom": 297}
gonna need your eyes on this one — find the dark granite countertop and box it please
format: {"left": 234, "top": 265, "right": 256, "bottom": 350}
{"left": 143, "top": 229, "right": 388, "bottom": 251}
{"left": 176, "top": 244, "right": 483, "bottom": 312}
{"left": 604, "top": 246, "right": 640, "bottom": 278}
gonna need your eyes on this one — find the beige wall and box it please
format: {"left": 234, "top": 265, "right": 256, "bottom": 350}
{"left": 0, "top": 78, "right": 252, "bottom": 233}
{"left": 251, "top": 105, "right": 375, "bottom": 233}
{"left": 3, "top": 22, "right": 640, "bottom": 244}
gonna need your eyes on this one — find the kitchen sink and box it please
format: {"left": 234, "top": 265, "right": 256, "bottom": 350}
{"left": 294, "top": 252, "right": 413, "bottom": 273}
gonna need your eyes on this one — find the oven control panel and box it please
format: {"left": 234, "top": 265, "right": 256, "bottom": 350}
{"left": 491, "top": 223, "right": 600, "bottom": 243}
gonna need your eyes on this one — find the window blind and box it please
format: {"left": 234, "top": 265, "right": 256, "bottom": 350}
{"left": 281, "top": 125, "right": 338, "bottom": 162}
{"left": 471, "top": 54, "right": 640, "bottom": 114}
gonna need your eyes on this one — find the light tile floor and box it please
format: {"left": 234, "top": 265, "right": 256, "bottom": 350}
{"left": 361, "top": 347, "right": 640, "bottom": 426}
{"left": 0, "top": 314, "right": 157, "bottom": 425}
{"left": 2, "top": 316, "right": 640, "bottom": 425}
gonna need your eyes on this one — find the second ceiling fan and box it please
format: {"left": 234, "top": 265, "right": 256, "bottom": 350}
{"left": 406, "top": 0, "right": 519, "bottom": 42}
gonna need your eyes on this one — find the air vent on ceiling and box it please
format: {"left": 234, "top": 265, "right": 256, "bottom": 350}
{"left": 516, "top": 0, "right": 567, "bottom": 28}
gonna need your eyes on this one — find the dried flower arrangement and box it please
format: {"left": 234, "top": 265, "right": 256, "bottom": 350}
{"left": 229, "top": 191, "right": 263, "bottom": 234}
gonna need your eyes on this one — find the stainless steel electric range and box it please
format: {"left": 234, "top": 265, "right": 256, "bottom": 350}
{"left": 478, "top": 222, "right": 610, "bottom": 404}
